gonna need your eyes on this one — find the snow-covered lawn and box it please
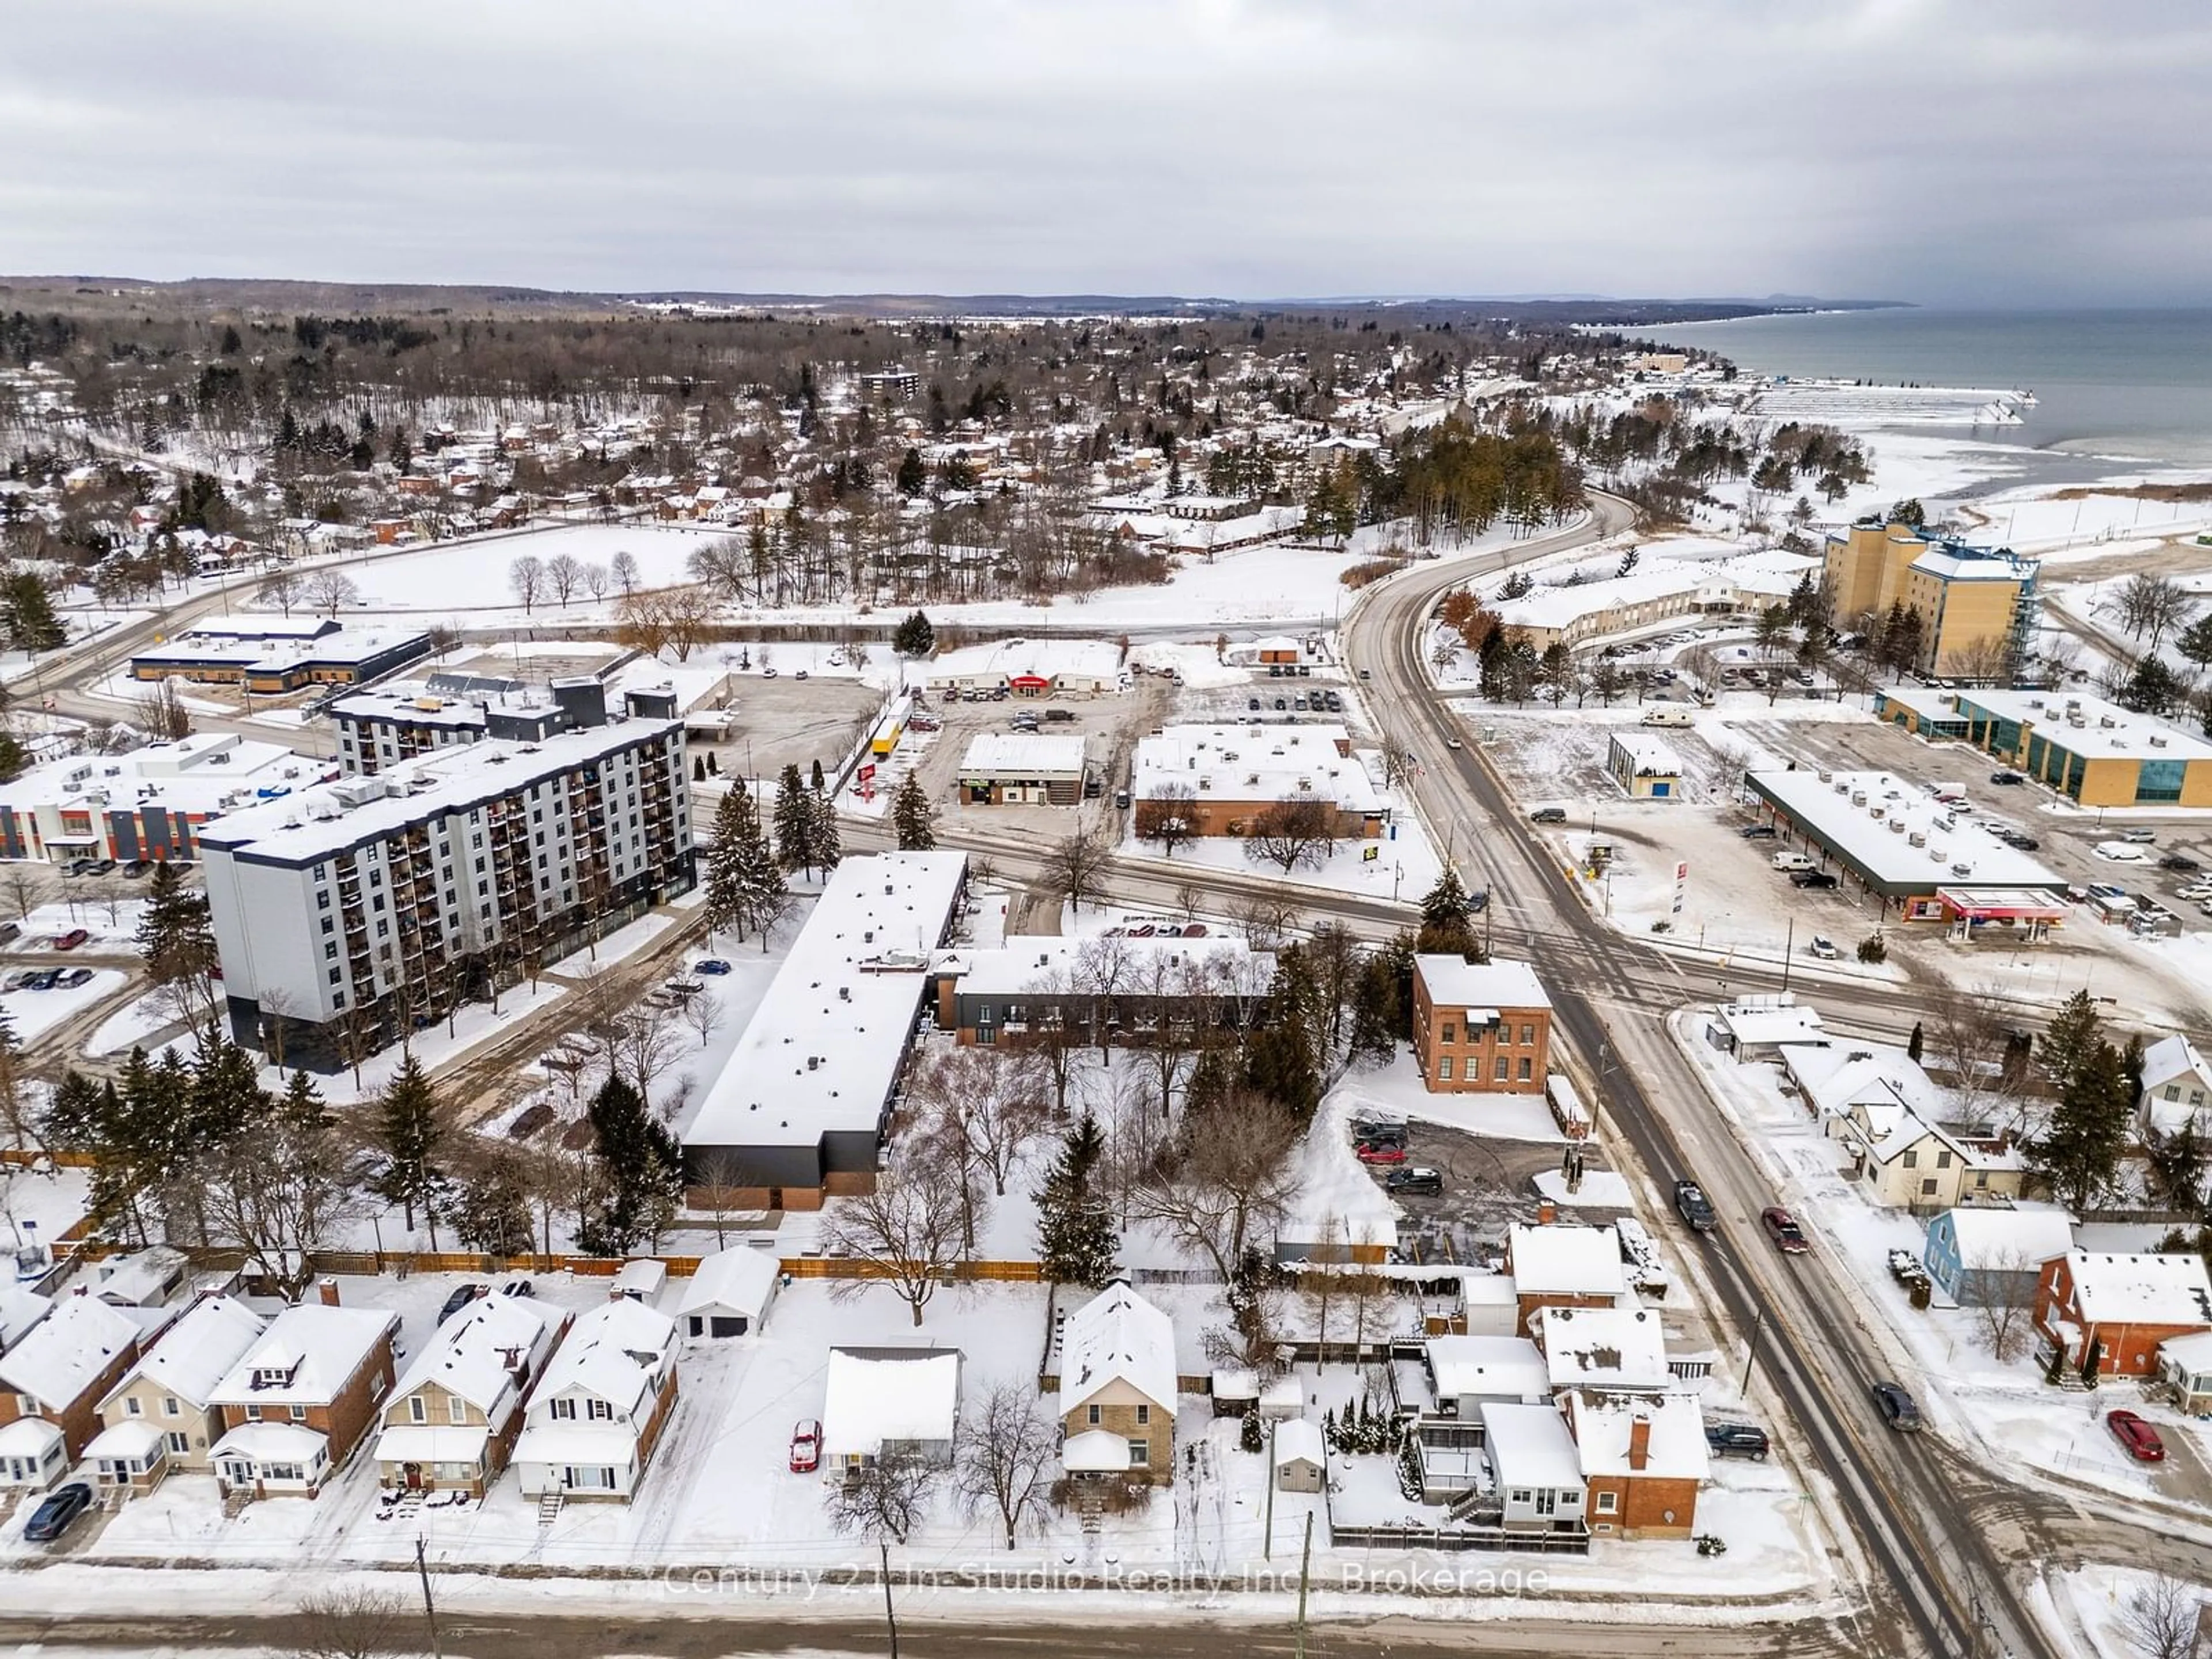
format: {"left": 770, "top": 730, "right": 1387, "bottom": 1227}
{"left": 14, "top": 897, "right": 150, "bottom": 953}
{"left": 88, "top": 987, "right": 179, "bottom": 1057}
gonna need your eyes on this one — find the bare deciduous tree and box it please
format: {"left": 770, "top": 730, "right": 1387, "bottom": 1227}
{"left": 1244, "top": 794, "right": 1339, "bottom": 876}
{"left": 1130, "top": 1089, "right": 1301, "bottom": 1280}
{"left": 954, "top": 1379, "right": 1059, "bottom": 1548}
{"left": 823, "top": 1450, "right": 938, "bottom": 1544}
{"left": 819, "top": 1169, "right": 969, "bottom": 1327}
{"left": 1971, "top": 1248, "right": 2040, "bottom": 1362}
{"left": 680, "top": 988, "right": 722, "bottom": 1049}
{"left": 2119, "top": 1571, "right": 2205, "bottom": 1659}
{"left": 509, "top": 554, "right": 546, "bottom": 613}
{"left": 289, "top": 1585, "right": 411, "bottom": 1659}
{"left": 303, "top": 569, "right": 361, "bottom": 616}
{"left": 908, "top": 1045, "right": 1050, "bottom": 1198}
{"left": 547, "top": 551, "right": 584, "bottom": 607}
{"left": 1043, "top": 826, "right": 1111, "bottom": 914}
{"left": 1134, "top": 782, "right": 1198, "bottom": 857}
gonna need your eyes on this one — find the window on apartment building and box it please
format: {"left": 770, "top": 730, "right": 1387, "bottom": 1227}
{"left": 376, "top": 921, "right": 390, "bottom": 939}
{"left": 372, "top": 894, "right": 385, "bottom": 912}
{"left": 1520, "top": 1024, "right": 1535, "bottom": 1045}
{"left": 1495, "top": 1058, "right": 1509, "bottom": 1082}
{"left": 1518, "top": 1058, "right": 1532, "bottom": 1082}
{"left": 317, "top": 891, "right": 330, "bottom": 910}
{"left": 320, "top": 916, "right": 334, "bottom": 935}
{"left": 328, "top": 969, "right": 342, "bottom": 986}
{"left": 324, "top": 944, "right": 338, "bottom": 961}
{"left": 1437, "top": 1057, "right": 1453, "bottom": 1081}
{"left": 1441, "top": 1023, "right": 1456, "bottom": 1045}
{"left": 332, "top": 991, "right": 346, "bottom": 1008}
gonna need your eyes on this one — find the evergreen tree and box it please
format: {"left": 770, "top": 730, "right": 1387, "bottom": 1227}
{"left": 2176, "top": 613, "right": 2212, "bottom": 676}
{"left": 692, "top": 755, "right": 706, "bottom": 782}
{"left": 2034, "top": 1039, "right": 2132, "bottom": 1212}
{"left": 891, "top": 770, "right": 935, "bottom": 851}
{"left": 452, "top": 1162, "right": 534, "bottom": 1256}
{"left": 2037, "top": 990, "right": 2103, "bottom": 1096}
{"left": 810, "top": 757, "right": 826, "bottom": 792}
{"left": 703, "top": 784, "right": 760, "bottom": 939}
{"left": 1907, "top": 1021, "right": 1925, "bottom": 1063}
{"left": 0, "top": 729, "right": 24, "bottom": 784}
{"left": 578, "top": 1075, "right": 685, "bottom": 1257}
{"left": 1347, "top": 953, "right": 1403, "bottom": 1065}
{"left": 808, "top": 785, "right": 842, "bottom": 872}
{"left": 1240, "top": 1407, "right": 1264, "bottom": 1454}
{"left": 896, "top": 446, "right": 928, "bottom": 496}
{"left": 892, "top": 610, "right": 935, "bottom": 657}
{"left": 1, "top": 573, "right": 65, "bottom": 653}
{"left": 1243, "top": 944, "right": 1323, "bottom": 1122}
{"left": 1415, "top": 869, "right": 1481, "bottom": 957}
{"left": 373, "top": 1051, "right": 446, "bottom": 1245}
{"left": 136, "top": 861, "right": 221, "bottom": 1035}
{"left": 732, "top": 807, "right": 790, "bottom": 949}
{"left": 772, "top": 763, "right": 817, "bottom": 876}
{"left": 1032, "top": 1114, "right": 1120, "bottom": 1287}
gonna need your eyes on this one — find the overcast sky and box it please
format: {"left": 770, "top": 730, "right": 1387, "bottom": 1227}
{"left": 5, "top": 1, "right": 2209, "bottom": 305}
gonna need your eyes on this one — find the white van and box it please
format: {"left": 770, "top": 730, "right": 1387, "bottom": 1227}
{"left": 1642, "top": 707, "right": 1694, "bottom": 728}
{"left": 1772, "top": 851, "right": 1815, "bottom": 873}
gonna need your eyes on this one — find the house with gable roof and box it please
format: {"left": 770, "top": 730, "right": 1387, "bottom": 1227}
{"left": 1055, "top": 1281, "right": 1176, "bottom": 1485}
{"left": 373, "top": 1291, "right": 568, "bottom": 1495}
{"left": 0, "top": 1293, "right": 145, "bottom": 1489}
{"left": 511, "top": 1298, "right": 679, "bottom": 1501}
{"left": 89, "top": 1294, "right": 266, "bottom": 1491}
{"left": 206, "top": 1296, "right": 400, "bottom": 1499}
{"left": 2034, "top": 1250, "right": 2212, "bottom": 1379}
{"left": 2138, "top": 1035, "right": 2212, "bottom": 1139}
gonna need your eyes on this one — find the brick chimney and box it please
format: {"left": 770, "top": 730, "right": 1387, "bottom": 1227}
{"left": 1627, "top": 1410, "right": 1652, "bottom": 1472}
{"left": 1536, "top": 1198, "right": 1558, "bottom": 1226}
{"left": 317, "top": 1278, "right": 341, "bottom": 1308}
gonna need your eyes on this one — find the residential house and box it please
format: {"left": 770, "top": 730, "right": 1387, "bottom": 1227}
{"left": 1562, "top": 1389, "right": 1708, "bottom": 1539}
{"left": 1503, "top": 1224, "right": 1629, "bottom": 1335}
{"left": 0, "top": 1283, "right": 50, "bottom": 1354}
{"left": 2033, "top": 1251, "right": 2212, "bottom": 1380}
{"left": 2138, "top": 1035, "right": 2212, "bottom": 1139}
{"left": 1479, "top": 1401, "right": 1587, "bottom": 1535}
{"left": 89, "top": 1294, "right": 266, "bottom": 1491}
{"left": 207, "top": 1299, "right": 400, "bottom": 1498}
{"left": 0, "top": 1294, "right": 143, "bottom": 1488}
{"left": 1054, "top": 1282, "right": 1175, "bottom": 1485}
{"left": 2156, "top": 1330, "right": 2212, "bottom": 1413}
{"left": 821, "top": 1347, "right": 963, "bottom": 1477}
{"left": 373, "top": 1293, "right": 568, "bottom": 1495}
{"left": 1532, "top": 1306, "right": 1673, "bottom": 1396}
{"left": 1921, "top": 1208, "right": 2073, "bottom": 1307}
{"left": 1274, "top": 1417, "right": 1325, "bottom": 1493}
{"left": 1412, "top": 957, "right": 1553, "bottom": 1095}
{"left": 511, "top": 1298, "right": 680, "bottom": 1501}
{"left": 89, "top": 1247, "right": 192, "bottom": 1310}
{"left": 1422, "top": 1336, "right": 1550, "bottom": 1416}
{"left": 676, "top": 1248, "right": 781, "bottom": 1339}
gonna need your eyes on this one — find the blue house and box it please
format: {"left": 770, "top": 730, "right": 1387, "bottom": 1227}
{"left": 1922, "top": 1207, "right": 2073, "bottom": 1306}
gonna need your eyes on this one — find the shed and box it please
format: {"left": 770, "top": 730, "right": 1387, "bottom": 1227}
{"left": 609, "top": 1260, "right": 668, "bottom": 1304}
{"left": 1274, "top": 1417, "right": 1326, "bottom": 1493}
{"left": 677, "top": 1248, "right": 781, "bottom": 1338}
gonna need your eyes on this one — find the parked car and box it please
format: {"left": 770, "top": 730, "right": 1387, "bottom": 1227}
{"left": 54, "top": 968, "right": 93, "bottom": 990}
{"left": 1704, "top": 1422, "right": 1771, "bottom": 1461}
{"left": 1790, "top": 870, "right": 1839, "bottom": 889}
{"left": 1740, "top": 823, "right": 1778, "bottom": 839}
{"left": 1274, "top": 697, "right": 1287, "bottom": 711}
{"left": 23, "top": 971, "right": 58, "bottom": 991}
{"left": 2160, "top": 854, "right": 2201, "bottom": 873}
{"left": 793, "top": 669, "right": 809, "bottom": 681}
{"left": 1673, "top": 1178, "right": 1717, "bottom": 1232}
{"left": 1761, "top": 1206, "right": 1810, "bottom": 1253}
{"left": 2002, "top": 832, "right": 2041, "bottom": 851}
{"left": 51, "top": 929, "right": 89, "bottom": 951}
{"left": 1988, "top": 771, "right": 2024, "bottom": 786}
{"left": 501, "top": 1278, "right": 536, "bottom": 1298}
{"left": 22, "top": 1481, "right": 93, "bottom": 1543}
{"left": 1530, "top": 806, "right": 1568, "bottom": 824}
{"left": 1384, "top": 1166, "right": 1442, "bottom": 1195}
{"left": 789, "top": 1419, "right": 823, "bottom": 1474}
{"left": 1870, "top": 1380, "right": 1922, "bottom": 1432}
{"left": 2122, "top": 828, "right": 2158, "bottom": 844}
{"left": 1355, "top": 1142, "right": 1408, "bottom": 1166}
{"left": 1808, "top": 935, "right": 1839, "bottom": 960}
{"left": 2107, "top": 1408, "right": 2165, "bottom": 1463}
{"left": 438, "top": 1284, "right": 486, "bottom": 1324}
{"left": 0, "top": 971, "right": 33, "bottom": 992}
{"left": 122, "top": 860, "right": 153, "bottom": 877}
{"left": 1248, "top": 697, "right": 1262, "bottom": 711}
{"left": 695, "top": 959, "right": 733, "bottom": 976}
{"left": 88, "top": 859, "right": 116, "bottom": 876}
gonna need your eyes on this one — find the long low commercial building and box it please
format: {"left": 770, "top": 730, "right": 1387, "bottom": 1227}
{"left": 1132, "top": 722, "right": 1387, "bottom": 838}
{"left": 957, "top": 734, "right": 1088, "bottom": 805}
{"left": 1874, "top": 685, "right": 2212, "bottom": 809}
{"left": 1745, "top": 767, "right": 2064, "bottom": 923}
{"left": 925, "top": 638, "right": 1125, "bottom": 698}
{"left": 132, "top": 619, "right": 432, "bottom": 692}
{"left": 0, "top": 733, "right": 332, "bottom": 862}
{"left": 930, "top": 935, "right": 1275, "bottom": 1043}
{"left": 681, "top": 851, "right": 970, "bottom": 1206}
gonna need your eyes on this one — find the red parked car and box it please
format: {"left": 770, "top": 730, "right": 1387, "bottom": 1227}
{"left": 1356, "top": 1142, "right": 1407, "bottom": 1166}
{"left": 788, "top": 1418, "right": 822, "bottom": 1473}
{"left": 51, "top": 929, "right": 88, "bottom": 952}
{"left": 1761, "top": 1207, "right": 1810, "bottom": 1253}
{"left": 2107, "top": 1409, "right": 2165, "bottom": 1463}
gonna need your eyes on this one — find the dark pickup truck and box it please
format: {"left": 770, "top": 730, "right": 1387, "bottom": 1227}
{"left": 1674, "top": 1178, "right": 1717, "bottom": 1233}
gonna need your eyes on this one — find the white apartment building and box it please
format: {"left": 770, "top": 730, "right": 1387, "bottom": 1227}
{"left": 199, "top": 717, "right": 691, "bottom": 1069}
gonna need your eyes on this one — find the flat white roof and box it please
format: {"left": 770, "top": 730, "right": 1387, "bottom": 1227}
{"left": 958, "top": 733, "right": 1086, "bottom": 777}
{"left": 1416, "top": 956, "right": 1551, "bottom": 1013}
{"left": 937, "top": 935, "right": 1274, "bottom": 1001}
{"left": 1133, "top": 723, "right": 1382, "bottom": 814}
{"left": 929, "top": 637, "right": 1123, "bottom": 683}
{"left": 685, "top": 852, "right": 968, "bottom": 1150}
{"left": 1507, "top": 1224, "right": 1627, "bottom": 1299}
{"left": 196, "top": 717, "right": 679, "bottom": 866}
{"left": 1749, "top": 768, "right": 2062, "bottom": 892}
{"left": 0, "top": 733, "right": 318, "bottom": 823}
{"left": 1964, "top": 690, "right": 2212, "bottom": 765}
{"left": 1426, "top": 1335, "right": 1548, "bottom": 1403}
{"left": 1609, "top": 733, "right": 1684, "bottom": 774}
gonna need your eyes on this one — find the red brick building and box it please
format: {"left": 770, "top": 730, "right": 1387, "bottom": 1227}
{"left": 207, "top": 1296, "right": 400, "bottom": 1498}
{"left": 0, "top": 1296, "right": 145, "bottom": 1487}
{"left": 1563, "top": 1390, "right": 1708, "bottom": 1539}
{"left": 1412, "top": 956, "right": 1552, "bottom": 1094}
{"left": 2032, "top": 1250, "right": 2212, "bottom": 1380}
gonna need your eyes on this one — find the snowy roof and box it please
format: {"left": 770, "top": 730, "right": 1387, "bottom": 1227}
{"left": 1714, "top": 999, "right": 1827, "bottom": 1049}
{"left": 1746, "top": 769, "right": 2062, "bottom": 893}
{"left": 0, "top": 1283, "right": 50, "bottom": 1351}
{"left": 1480, "top": 1401, "right": 1584, "bottom": 1491}
{"left": 104, "top": 1295, "right": 266, "bottom": 1412}
{"left": 1534, "top": 1306, "right": 1671, "bottom": 1391}
{"left": 1058, "top": 1282, "right": 1177, "bottom": 1417}
{"left": 391, "top": 1291, "right": 560, "bottom": 1420}
{"left": 0, "top": 1417, "right": 63, "bottom": 1459}
{"left": 957, "top": 733, "right": 1087, "bottom": 778}
{"left": 1782, "top": 1042, "right": 1950, "bottom": 1126}
{"left": 1908, "top": 547, "right": 2037, "bottom": 584}
{"left": 676, "top": 1248, "right": 780, "bottom": 1322}
{"left": 0, "top": 732, "right": 316, "bottom": 827}
{"left": 1506, "top": 1225, "right": 1627, "bottom": 1298}
{"left": 92, "top": 1246, "right": 190, "bottom": 1308}
{"left": 2157, "top": 1330, "right": 2212, "bottom": 1373}
{"left": 1132, "top": 724, "right": 1382, "bottom": 814}
{"left": 208, "top": 1304, "right": 397, "bottom": 1408}
{"left": 373, "top": 1423, "right": 490, "bottom": 1465}
{"left": 928, "top": 638, "right": 1123, "bottom": 684}
{"left": 1062, "top": 1427, "right": 1132, "bottom": 1472}
{"left": 821, "top": 1348, "right": 963, "bottom": 1456}
{"left": 684, "top": 852, "right": 969, "bottom": 1152}
{"left": 1565, "top": 1390, "right": 1710, "bottom": 1482}
{"left": 1425, "top": 1336, "right": 1550, "bottom": 1403}
{"left": 1934, "top": 1207, "right": 2074, "bottom": 1271}
{"left": 196, "top": 718, "right": 680, "bottom": 867}
{"left": 610, "top": 1259, "right": 667, "bottom": 1298}
{"left": 1274, "top": 1417, "right": 1326, "bottom": 1467}
{"left": 2142, "top": 1035, "right": 2212, "bottom": 1093}
{"left": 528, "top": 1298, "right": 676, "bottom": 1419}
{"left": 84, "top": 1418, "right": 165, "bottom": 1462}
{"left": 511, "top": 1421, "right": 642, "bottom": 1468}
{"left": 1416, "top": 956, "right": 1551, "bottom": 1014}
{"left": 1608, "top": 733, "right": 1684, "bottom": 775}
{"left": 2058, "top": 1251, "right": 2212, "bottom": 1329}
{"left": 0, "top": 1293, "right": 139, "bottom": 1409}
{"left": 1954, "top": 690, "right": 2212, "bottom": 765}
{"left": 937, "top": 936, "right": 1274, "bottom": 1002}
{"left": 211, "top": 1421, "right": 328, "bottom": 1464}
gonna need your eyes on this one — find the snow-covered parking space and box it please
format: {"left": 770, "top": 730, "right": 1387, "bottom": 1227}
{"left": 0, "top": 968, "right": 128, "bottom": 1043}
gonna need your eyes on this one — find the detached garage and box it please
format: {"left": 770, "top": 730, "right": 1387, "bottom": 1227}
{"left": 677, "top": 1247, "right": 782, "bottom": 1339}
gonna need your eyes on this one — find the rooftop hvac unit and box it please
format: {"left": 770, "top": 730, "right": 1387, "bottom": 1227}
{"left": 1910, "top": 832, "right": 1927, "bottom": 847}
{"left": 1835, "top": 781, "right": 1850, "bottom": 795}
{"left": 1951, "top": 863, "right": 1972, "bottom": 877}
{"left": 1930, "top": 847, "right": 1947, "bottom": 861}
{"left": 1850, "top": 791, "right": 1867, "bottom": 805}
{"left": 1890, "top": 820, "right": 1907, "bottom": 834}
{"left": 1819, "top": 770, "right": 1834, "bottom": 783}
{"left": 2099, "top": 716, "right": 2115, "bottom": 728}
{"left": 2151, "top": 736, "right": 2168, "bottom": 748}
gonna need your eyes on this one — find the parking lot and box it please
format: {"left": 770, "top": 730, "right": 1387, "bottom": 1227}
{"left": 684, "top": 670, "right": 884, "bottom": 788}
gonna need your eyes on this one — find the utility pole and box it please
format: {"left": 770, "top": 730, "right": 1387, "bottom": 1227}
{"left": 1741, "top": 1307, "right": 1767, "bottom": 1395}
{"left": 1781, "top": 916, "right": 1794, "bottom": 992}
{"left": 879, "top": 1539, "right": 900, "bottom": 1659}
{"left": 414, "top": 1536, "right": 442, "bottom": 1659}
{"left": 1264, "top": 1416, "right": 1277, "bottom": 1559}
{"left": 1293, "top": 1510, "right": 1316, "bottom": 1659}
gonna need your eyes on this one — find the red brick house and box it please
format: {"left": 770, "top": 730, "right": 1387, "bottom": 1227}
{"left": 1412, "top": 957, "right": 1553, "bottom": 1095}
{"left": 1562, "top": 1389, "right": 1708, "bottom": 1539}
{"left": 207, "top": 1295, "right": 400, "bottom": 1498}
{"left": 1504, "top": 1223, "right": 1628, "bottom": 1337}
{"left": 2033, "top": 1250, "right": 2212, "bottom": 1380}
{"left": 0, "top": 1294, "right": 144, "bottom": 1490}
